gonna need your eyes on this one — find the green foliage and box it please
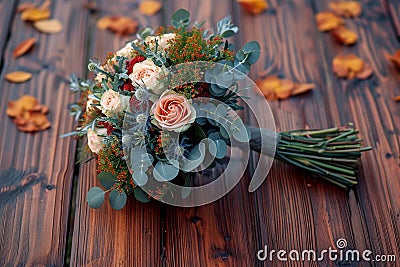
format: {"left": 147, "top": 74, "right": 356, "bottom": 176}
{"left": 87, "top": 187, "right": 105, "bottom": 209}
{"left": 109, "top": 190, "right": 127, "bottom": 210}
{"left": 172, "top": 9, "right": 191, "bottom": 29}
{"left": 98, "top": 172, "right": 117, "bottom": 190}
{"left": 134, "top": 187, "right": 151, "bottom": 203}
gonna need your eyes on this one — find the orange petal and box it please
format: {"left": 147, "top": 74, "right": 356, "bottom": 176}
{"left": 292, "top": 83, "right": 315, "bottom": 96}
{"left": 139, "top": 1, "right": 163, "bottom": 16}
{"left": 394, "top": 95, "right": 400, "bottom": 101}
{"left": 237, "top": 0, "right": 268, "bottom": 15}
{"left": 13, "top": 38, "right": 36, "bottom": 58}
{"left": 329, "top": 1, "right": 362, "bottom": 18}
{"left": 21, "top": 7, "right": 51, "bottom": 22}
{"left": 332, "top": 26, "right": 357, "bottom": 45}
{"left": 6, "top": 101, "right": 22, "bottom": 118}
{"left": 315, "top": 12, "right": 344, "bottom": 32}
{"left": 5, "top": 71, "right": 32, "bottom": 83}
{"left": 356, "top": 62, "right": 373, "bottom": 80}
{"left": 386, "top": 50, "right": 400, "bottom": 69}
{"left": 332, "top": 54, "right": 372, "bottom": 79}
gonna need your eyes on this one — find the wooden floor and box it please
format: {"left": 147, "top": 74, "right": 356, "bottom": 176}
{"left": 0, "top": 0, "right": 399, "bottom": 266}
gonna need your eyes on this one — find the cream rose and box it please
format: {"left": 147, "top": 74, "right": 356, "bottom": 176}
{"left": 145, "top": 33, "right": 175, "bottom": 50}
{"left": 116, "top": 41, "right": 138, "bottom": 59}
{"left": 87, "top": 128, "right": 107, "bottom": 154}
{"left": 129, "top": 59, "right": 167, "bottom": 97}
{"left": 100, "top": 90, "right": 130, "bottom": 117}
{"left": 151, "top": 91, "right": 196, "bottom": 132}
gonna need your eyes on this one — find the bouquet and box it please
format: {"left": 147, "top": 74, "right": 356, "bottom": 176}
{"left": 66, "top": 9, "right": 371, "bottom": 209}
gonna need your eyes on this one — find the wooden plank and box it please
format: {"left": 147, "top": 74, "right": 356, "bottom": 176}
{"left": 0, "top": 0, "right": 90, "bottom": 265}
{"left": 69, "top": 0, "right": 163, "bottom": 266}
{"left": 0, "top": 0, "right": 18, "bottom": 69}
{"left": 384, "top": 0, "right": 400, "bottom": 38}
{"left": 311, "top": 0, "right": 400, "bottom": 260}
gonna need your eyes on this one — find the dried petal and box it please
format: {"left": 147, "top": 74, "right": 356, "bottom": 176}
{"left": 21, "top": 7, "right": 51, "bottom": 22}
{"left": 97, "top": 16, "right": 138, "bottom": 35}
{"left": 386, "top": 50, "right": 400, "bottom": 69}
{"left": 237, "top": 0, "right": 268, "bottom": 15}
{"left": 332, "top": 54, "right": 372, "bottom": 79}
{"left": 17, "top": 2, "right": 38, "bottom": 13}
{"left": 394, "top": 95, "right": 400, "bottom": 101}
{"left": 33, "top": 19, "right": 63, "bottom": 34}
{"left": 332, "top": 26, "right": 357, "bottom": 45}
{"left": 139, "top": 1, "right": 163, "bottom": 16}
{"left": 315, "top": 12, "right": 344, "bottom": 32}
{"left": 256, "top": 76, "right": 314, "bottom": 100}
{"left": 96, "top": 16, "right": 113, "bottom": 29}
{"left": 7, "top": 95, "right": 51, "bottom": 133}
{"left": 5, "top": 71, "right": 32, "bottom": 83}
{"left": 329, "top": 1, "right": 362, "bottom": 18}
{"left": 13, "top": 38, "right": 36, "bottom": 58}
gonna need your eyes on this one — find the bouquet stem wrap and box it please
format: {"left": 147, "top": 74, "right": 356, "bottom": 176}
{"left": 247, "top": 124, "right": 372, "bottom": 188}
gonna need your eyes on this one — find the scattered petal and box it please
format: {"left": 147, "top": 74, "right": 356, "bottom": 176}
{"left": 329, "top": 1, "right": 362, "bottom": 18}
{"left": 33, "top": 19, "right": 63, "bottom": 34}
{"left": 17, "top": 2, "right": 38, "bottom": 13}
{"left": 385, "top": 50, "right": 400, "bottom": 69}
{"left": 332, "top": 54, "right": 372, "bottom": 79}
{"left": 7, "top": 95, "right": 50, "bottom": 133}
{"left": 139, "top": 1, "right": 163, "bottom": 16}
{"left": 96, "top": 16, "right": 138, "bottom": 35}
{"left": 332, "top": 26, "right": 357, "bottom": 45}
{"left": 5, "top": 71, "right": 32, "bottom": 83}
{"left": 13, "top": 38, "right": 36, "bottom": 58}
{"left": 315, "top": 11, "right": 344, "bottom": 32}
{"left": 394, "top": 95, "right": 400, "bottom": 101}
{"left": 21, "top": 7, "right": 51, "bottom": 22}
{"left": 256, "top": 76, "right": 314, "bottom": 100}
{"left": 237, "top": 0, "right": 268, "bottom": 15}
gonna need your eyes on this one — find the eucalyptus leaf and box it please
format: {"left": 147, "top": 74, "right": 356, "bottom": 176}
{"left": 97, "top": 172, "right": 117, "bottom": 190}
{"left": 153, "top": 162, "right": 179, "bottom": 182}
{"left": 134, "top": 187, "right": 151, "bottom": 203}
{"left": 132, "top": 171, "right": 148, "bottom": 186}
{"left": 109, "top": 190, "right": 127, "bottom": 210}
{"left": 86, "top": 187, "right": 105, "bottom": 209}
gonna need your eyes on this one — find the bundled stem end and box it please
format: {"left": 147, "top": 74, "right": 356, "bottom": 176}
{"left": 275, "top": 123, "right": 372, "bottom": 189}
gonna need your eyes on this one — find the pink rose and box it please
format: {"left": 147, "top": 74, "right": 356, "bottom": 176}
{"left": 87, "top": 128, "right": 107, "bottom": 154}
{"left": 100, "top": 90, "right": 130, "bottom": 117}
{"left": 151, "top": 91, "right": 196, "bottom": 132}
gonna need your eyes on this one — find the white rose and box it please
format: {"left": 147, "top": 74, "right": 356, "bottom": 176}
{"left": 145, "top": 33, "right": 175, "bottom": 50}
{"left": 129, "top": 59, "right": 167, "bottom": 97}
{"left": 100, "top": 90, "right": 130, "bottom": 117}
{"left": 116, "top": 41, "right": 137, "bottom": 59}
{"left": 87, "top": 128, "right": 107, "bottom": 154}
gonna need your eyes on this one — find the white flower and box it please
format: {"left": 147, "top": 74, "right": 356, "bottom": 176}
{"left": 87, "top": 128, "right": 107, "bottom": 154}
{"left": 116, "top": 41, "right": 138, "bottom": 59}
{"left": 145, "top": 33, "right": 175, "bottom": 50}
{"left": 100, "top": 90, "right": 130, "bottom": 117}
{"left": 129, "top": 59, "right": 167, "bottom": 97}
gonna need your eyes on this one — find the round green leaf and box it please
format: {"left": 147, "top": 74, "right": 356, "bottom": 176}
{"left": 109, "top": 190, "right": 127, "bottom": 210}
{"left": 134, "top": 187, "right": 151, "bottom": 203}
{"left": 132, "top": 171, "right": 148, "bottom": 186}
{"left": 87, "top": 187, "right": 105, "bottom": 209}
{"left": 153, "top": 162, "right": 179, "bottom": 182}
{"left": 97, "top": 172, "right": 117, "bottom": 190}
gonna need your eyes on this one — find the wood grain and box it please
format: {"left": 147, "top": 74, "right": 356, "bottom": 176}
{"left": 70, "top": 0, "right": 163, "bottom": 266}
{"left": 0, "top": 0, "right": 398, "bottom": 266}
{"left": 0, "top": 0, "right": 89, "bottom": 265}
{"left": 0, "top": 0, "right": 18, "bottom": 69}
